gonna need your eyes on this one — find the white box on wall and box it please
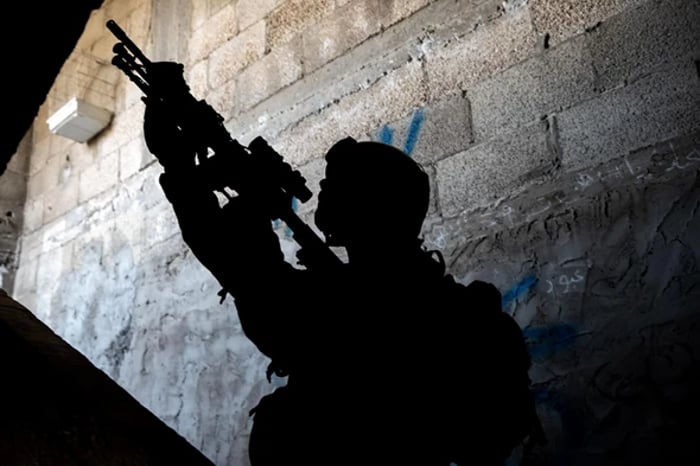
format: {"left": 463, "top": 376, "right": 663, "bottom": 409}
{"left": 46, "top": 97, "right": 113, "bottom": 143}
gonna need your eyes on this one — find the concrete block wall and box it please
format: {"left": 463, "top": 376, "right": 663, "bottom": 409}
{"left": 8, "top": 0, "right": 700, "bottom": 464}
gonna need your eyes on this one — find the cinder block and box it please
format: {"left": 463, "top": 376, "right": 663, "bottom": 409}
{"left": 26, "top": 153, "right": 60, "bottom": 199}
{"left": 66, "top": 142, "right": 98, "bottom": 175}
{"left": 208, "top": 20, "right": 265, "bottom": 88}
{"left": 529, "top": 0, "right": 645, "bottom": 46}
{"left": 558, "top": 62, "right": 700, "bottom": 171}
{"left": 227, "top": 0, "right": 487, "bottom": 150}
{"left": 69, "top": 71, "right": 117, "bottom": 102}
{"left": 129, "top": 163, "right": 168, "bottom": 211}
{"left": 191, "top": 0, "right": 209, "bottom": 31}
{"left": 103, "top": 0, "right": 139, "bottom": 26}
{"left": 378, "top": 0, "right": 432, "bottom": 29}
{"left": 121, "top": 78, "right": 145, "bottom": 113}
{"left": 17, "top": 228, "right": 43, "bottom": 265}
{"left": 273, "top": 59, "right": 426, "bottom": 166}
{"left": 48, "top": 131, "right": 76, "bottom": 160}
{"left": 238, "top": 0, "right": 283, "bottom": 31}
{"left": 89, "top": 36, "right": 118, "bottom": 67}
{"left": 470, "top": 34, "right": 596, "bottom": 142}
{"left": 123, "top": 2, "right": 152, "bottom": 55}
{"left": 205, "top": 79, "right": 237, "bottom": 120}
{"left": 436, "top": 119, "right": 553, "bottom": 216}
{"left": 22, "top": 197, "right": 44, "bottom": 233}
{"left": 371, "top": 92, "right": 473, "bottom": 164}
{"left": 142, "top": 199, "right": 181, "bottom": 248}
{"left": 266, "top": 0, "right": 334, "bottom": 48}
{"left": 79, "top": 150, "right": 119, "bottom": 203}
{"left": 189, "top": 3, "right": 238, "bottom": 63}
{"left": 234, "top": 38, "right": 303, "bottom": 112}
{"left": 32, "top": 105, "right": 52, "bottom": 148}
{"left": 6, "top": 149, "right": 29, "bottom": 179}
{"left": 35, "top": 245, "right": 70, "bottom": 297}
{"left": 0, "top": 169, "right": 27, "bottom": 202}
{"left": 588, "top": 0, "right": 700, "bottom": 92}
{"left": 425, "top": 7, "right": 537, "bottom": 100}
{"left": 28, "top": 137, "right": 49, "bottom": 177}
{"left": 187, "top": 59, "right": 210, "bottom": 100}
{"left": 96, "top": 104, "right": 141, "bottom": 158}
{"left": 44, "top": 176, "right": 79, "bottom": 224}
{"left": 12, "top": 257, "right": 38, "bottom": 297}
{"left": 302, "top": 0, "right": 381, "bottom": 73}
{"left": 79, "top": 89, "right": 116, "bottom": 117}
{"left": 209, "top": 0, "right": 234, "bottom": 17}
{"left": 119, "top": 137, "right": 152, "bottom": 181}
{"left": 294, "top": 156, "right": 326, "bottom": 217}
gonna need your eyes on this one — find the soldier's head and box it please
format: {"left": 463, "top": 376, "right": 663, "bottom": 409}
{"left": 315, "top": 138, "right": 430, "bottom": 249}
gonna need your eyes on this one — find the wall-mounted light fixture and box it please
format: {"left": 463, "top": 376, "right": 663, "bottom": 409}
{"left": 46, "top": 97, "right": 113, "bottom": 143}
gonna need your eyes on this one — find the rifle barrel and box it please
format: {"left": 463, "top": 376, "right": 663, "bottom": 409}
{"left": 106, "top": 19, "right": 151, "bottom": 68}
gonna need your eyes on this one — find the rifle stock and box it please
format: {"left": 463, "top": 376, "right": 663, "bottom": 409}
{"left": 106, "top": 19, "right": 342, "bottom": 272}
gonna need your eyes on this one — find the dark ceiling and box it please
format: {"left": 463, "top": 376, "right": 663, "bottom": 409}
{"left": 1, "top": 1, "right": 105, "bottom": 176}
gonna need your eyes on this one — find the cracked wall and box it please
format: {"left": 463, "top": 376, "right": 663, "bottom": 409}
{"left": 5, "top": 0, "right": 700, "bottom": 465}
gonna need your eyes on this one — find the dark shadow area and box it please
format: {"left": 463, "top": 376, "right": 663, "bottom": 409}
{"left": 0, "top": 1, "right": 104, "bottom": 175}
{"left": 0, "top": 289, "right": 215, "bottom": 465}
{"left": 524, "top": 310, "right": 700, "bottom": 466}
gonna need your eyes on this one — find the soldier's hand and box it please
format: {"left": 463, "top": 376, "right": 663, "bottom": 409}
{"left": 142, "top": 97, "right": 194, "bottom": 169}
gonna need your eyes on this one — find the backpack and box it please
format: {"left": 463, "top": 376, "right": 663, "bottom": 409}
{"left": 437, "top": 277, "right": 544, "bottom": 464}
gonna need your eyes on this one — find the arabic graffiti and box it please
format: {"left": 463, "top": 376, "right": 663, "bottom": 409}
{"left": 500, "top": 274, "right": 588, "bottom": 356}
{"left": 500, "top": 259, "right": 589, "bottom": 313}
{"left": 575, "top": 144, "right": 700, "bottom": 191}
{"left": 475, "top": 144, "right": 700, "bottom": 231}
{"left": 545, "top": 269, "right": 586, "bottom": 295}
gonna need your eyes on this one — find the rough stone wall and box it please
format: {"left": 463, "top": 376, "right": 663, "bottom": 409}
{"left": 0, "top": 290, "right": 216, "bottom": 466}
{"left": 0, "top": 130, "right": 30, "bottom": 292}
{"left": 9, "top": 0, "right": 700, "bottom": 465}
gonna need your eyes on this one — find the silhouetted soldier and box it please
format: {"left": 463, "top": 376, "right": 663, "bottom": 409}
{"left": 143, "top": 108, "right": 537, "bottom": 465}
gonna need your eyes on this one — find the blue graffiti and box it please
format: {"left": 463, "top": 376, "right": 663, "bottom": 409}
{"left": 496, "top": 272, "right": 588, "bottom": 466}
{"left": 501, "top": 275, "right": 538, "bottom": 308}
{"left": 501, "top": 278, "right": 585, "bottom": 359}
{"left": 403, "top": 108, "right": 425, "bottom": 156}
{"left": 376, "top": 108, "right": 425, "bottom": 156}
{"left": 378, "top": 125, "right": 394, "bottom": 145}
{"left": 524, "top": 323, "right": 579, "bottom": 360}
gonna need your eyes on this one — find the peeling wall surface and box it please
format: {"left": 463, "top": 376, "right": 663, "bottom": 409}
{"left": 4, "top": 0, "right": 699, "bottom": 465}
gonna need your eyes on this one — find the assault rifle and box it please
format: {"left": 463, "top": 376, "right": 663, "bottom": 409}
{"left": 106, "top": 19, "right": 342, "bottom": 275}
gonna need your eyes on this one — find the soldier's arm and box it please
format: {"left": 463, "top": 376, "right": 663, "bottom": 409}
{"left": 160, "top": 170, "right": 309, "bottom": 366}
